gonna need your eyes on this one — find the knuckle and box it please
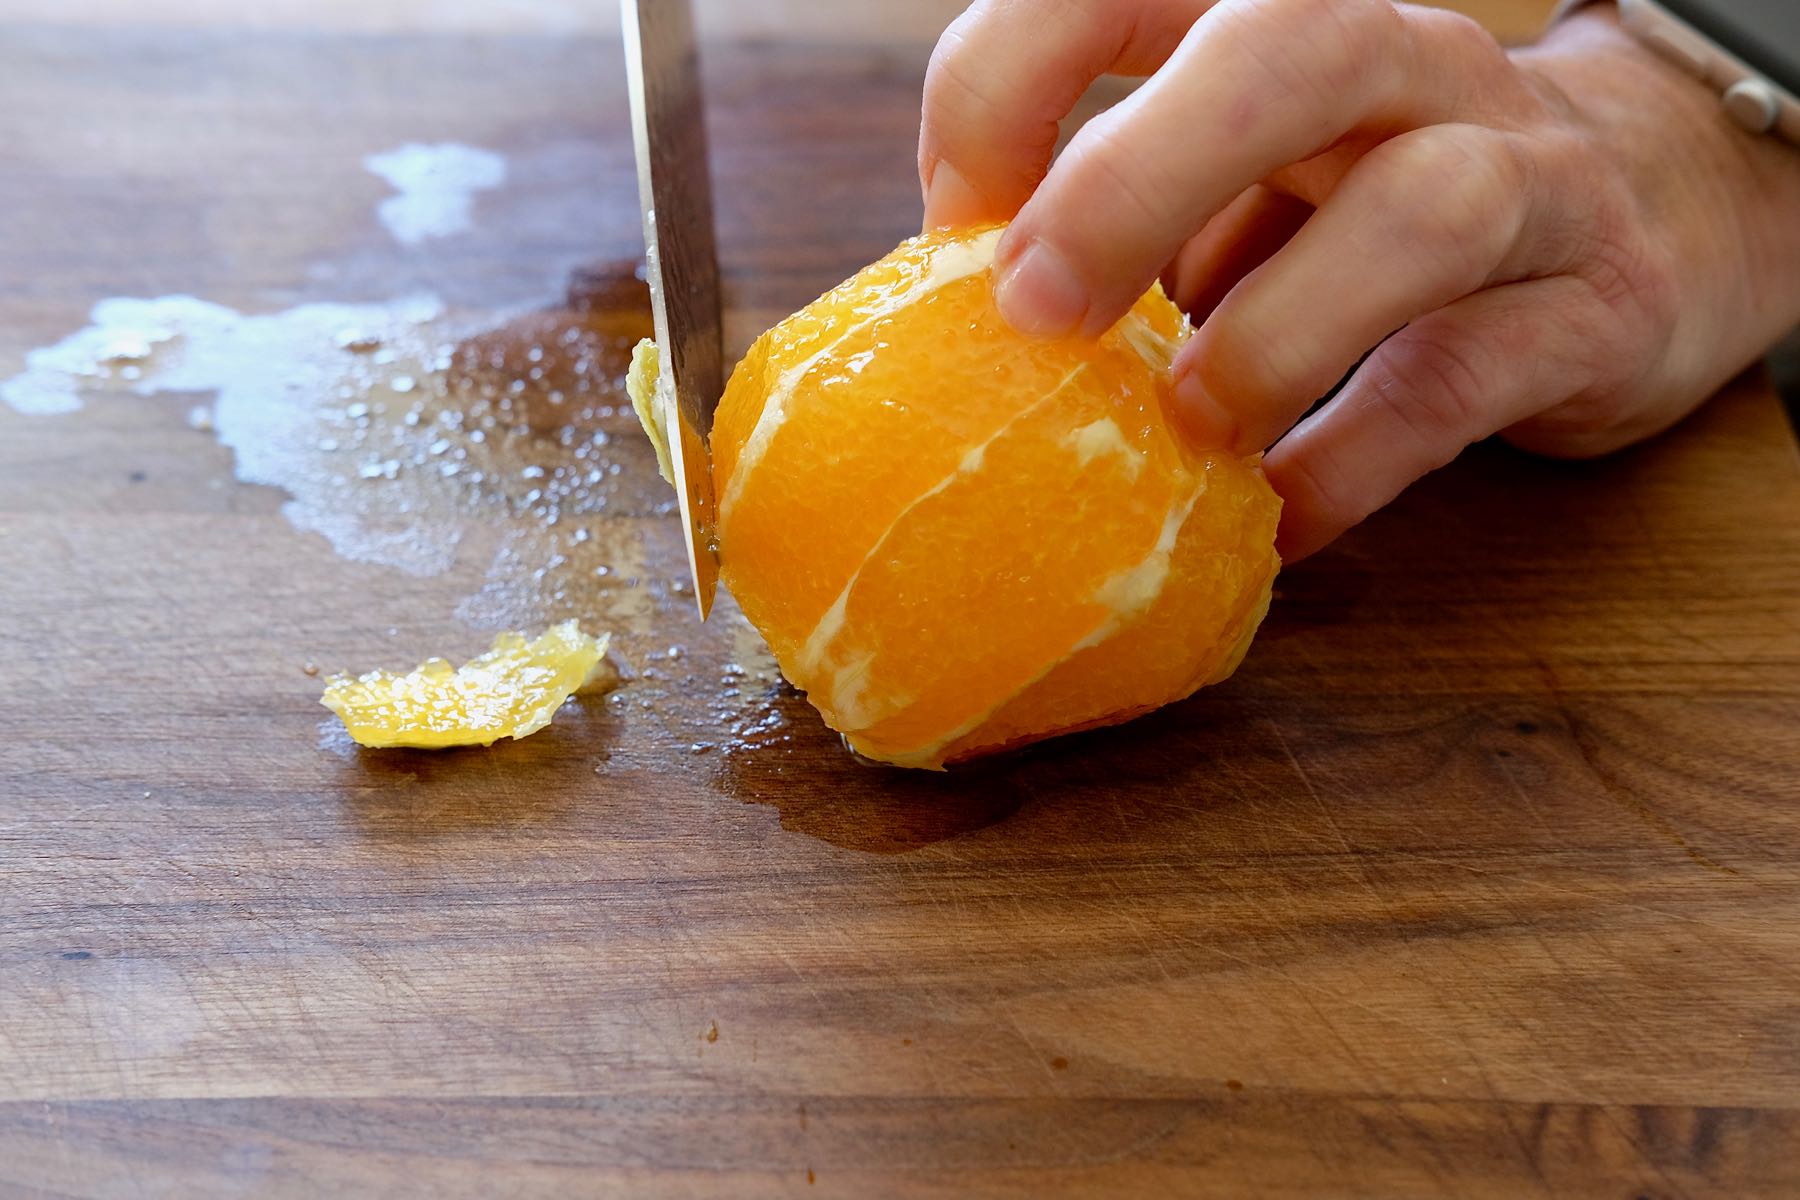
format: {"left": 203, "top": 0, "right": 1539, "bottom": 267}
{"left": 1276, "top": 445, "right": 1370, "bottom": 533}
{"left": 1578, "top": 220, "right": 1680, "bottom": 351}
{"left": 923, "top": 26, "right": 992, "bottom": 125}
{"left": 923, "top": 5, "right": 974, "bottom": 77}
{"left": 924, "top": 0, "right": 1097, "bottom": 119}
{"left": 921, "top": 0, "right": 1103, "bottom": 183}
{"left": 1337, "top": 0, "right": 1409, "bottom": 55}
{"left": 1500, "top": 306, "right": 1643, "bottom": 453}
{"left": 1404, "top": 6, "right": 1523, "bottom": 115}
{"left": 1288, "top": 0, "right": 1398, "bottom": 62}
{"left": 1317, "top": 0, "right": 1408, "bottom": 94}
{"left": 1368, "top": 130, "right": 1526, "bottom": 286}
{"left": 1373, "top": 331, "right": 1491, "bottom": 454}
{"left": 1062, "top": 111, "right": 1176, "bottom": 230}
{"left": 1195, "top": 314, "right": 1320, "bottom": 421}
{"left": 1409, "top": 6, "right": 1505, "bottom": 69}
{"left": 1531, "top": 135, "right": 1680, "bottom": 346}
{"left": 1261, "top": 0, "right": 1400, "bottom": 107}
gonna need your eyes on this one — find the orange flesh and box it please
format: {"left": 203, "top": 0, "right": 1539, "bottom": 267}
{"left": 680, "top": 224, "right": 1280, "bottom": 768}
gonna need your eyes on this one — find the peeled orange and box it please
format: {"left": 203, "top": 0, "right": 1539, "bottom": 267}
{"left": 321, "top": 620, "right": 612, "bottom": 749}
{"left": 635, "top": 223, "right": 1281, "bottom": 769}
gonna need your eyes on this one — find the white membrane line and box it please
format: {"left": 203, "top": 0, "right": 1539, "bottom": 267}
{"left": 878, "top": 475, "right": 1206, "bottom": 770}
{"left": 1117, "top": 308, "right": 1188, "bottom": 374}
{"left": 798, "top": 363, "right": 1092, "bottom": 702}
{"left": 1065, "top": 416, "right": 1142, "bottom": 479}
{"left": 718, "top": 226, "right": 1005, "bottom": 524}
{"left": 1074, "top": 478, "right": 1204, "bottom": 652}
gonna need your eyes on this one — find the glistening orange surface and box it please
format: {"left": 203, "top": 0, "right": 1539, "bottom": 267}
{"left": 649, "top": 224, "right": 1282, "bottom": 768}
{"left": 321, "top": 620, "right": 612, "bottom": 748}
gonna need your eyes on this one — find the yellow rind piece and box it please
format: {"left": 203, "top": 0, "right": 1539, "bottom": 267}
{"left": 628, "top": 338, "right": 676, "bottom": 485}
{"left": 321, "top": 620, "right": 612, "bottom": 749}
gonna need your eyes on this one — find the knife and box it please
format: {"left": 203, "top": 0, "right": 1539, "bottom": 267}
{"left": 621, "top": 0, "right": 724, "bottom": 620}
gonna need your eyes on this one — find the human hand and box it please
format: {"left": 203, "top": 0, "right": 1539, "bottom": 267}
{"left": 918, "top": 0, "right": 1800, "bottom": 558}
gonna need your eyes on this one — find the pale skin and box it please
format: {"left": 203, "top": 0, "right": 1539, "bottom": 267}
{"left": 918, "top": 0, "right": 1800, "bottom": 559}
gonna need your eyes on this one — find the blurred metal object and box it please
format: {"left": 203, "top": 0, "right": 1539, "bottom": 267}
{"left": 622, "top": 0, "right": 723, "bottom": 619}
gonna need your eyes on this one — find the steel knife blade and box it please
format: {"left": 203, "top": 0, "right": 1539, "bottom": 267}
{"left": 621, "top": 0, "right": 723, "bottom": 620}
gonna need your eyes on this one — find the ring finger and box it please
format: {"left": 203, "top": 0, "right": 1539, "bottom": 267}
{"left": 1172, "top": 122, "right": 1535, "bottom": 454}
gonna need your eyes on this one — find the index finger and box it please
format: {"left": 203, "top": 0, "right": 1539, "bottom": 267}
{"left": 918, "top": 0, "right": 1211, "bottom": 229}
{"left": 993, "top": 0, "right": 1518, "bottom": 337}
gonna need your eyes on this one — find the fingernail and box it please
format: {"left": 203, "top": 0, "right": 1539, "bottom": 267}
{"left": 1172, "top": 368, "right": 1240, "bottom": 451}
{"left": 922, "top": 161, "right": 987, "bottom": 232}
{"left": 994, "top": 240, "right": 1089, "bottom": 339}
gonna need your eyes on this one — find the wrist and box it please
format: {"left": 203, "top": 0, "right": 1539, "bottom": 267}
{"left": 1517, "top": 7, "right": 1800, "bottom": 391}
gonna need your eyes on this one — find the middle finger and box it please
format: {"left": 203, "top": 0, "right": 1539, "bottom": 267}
{"left": 995, "top": 0, "right": 1521, "bottom": 338}
{"left": 1174, "top": 121, "right": 1533, "bottom": 453}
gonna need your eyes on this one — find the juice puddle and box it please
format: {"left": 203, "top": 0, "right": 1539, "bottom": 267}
{"left": 0, "top": 131, "right": 856, "bottom": 800}
{"left": 4, "top": 261, "right": 795, "bottom": 763}
{"left": 2, "top": 257, "right": 1052, "bottom": 829}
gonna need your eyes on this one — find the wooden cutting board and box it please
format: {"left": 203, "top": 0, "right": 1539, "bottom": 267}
{"left": 2, "top": 4, "right": 1797, "bottom": 1196}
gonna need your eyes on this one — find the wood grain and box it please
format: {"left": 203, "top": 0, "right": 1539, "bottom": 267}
{"left": 2, "top": 2, "right": 1797, "bottom": 1197}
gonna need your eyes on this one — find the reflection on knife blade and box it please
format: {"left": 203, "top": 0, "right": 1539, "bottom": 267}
{"left": 621, "top": 0, "right": 723, "bottom": 620}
